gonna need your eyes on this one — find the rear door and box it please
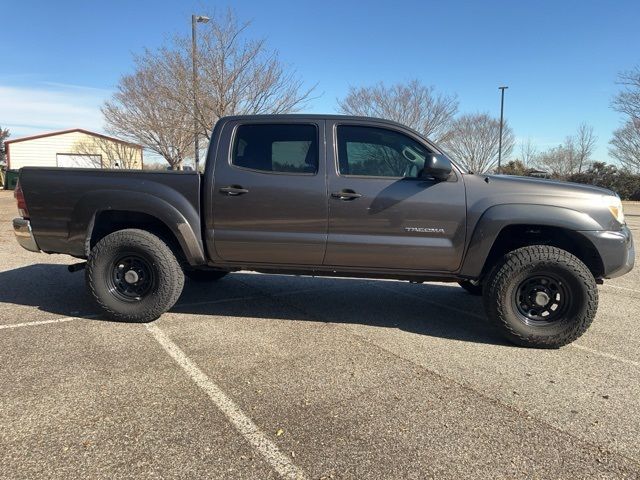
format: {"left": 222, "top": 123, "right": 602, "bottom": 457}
{"left": 210, "top": 119, "right": 327, "bottom": 265}
{"left": 324, "top": 121, "right": 466, "bottom": 272}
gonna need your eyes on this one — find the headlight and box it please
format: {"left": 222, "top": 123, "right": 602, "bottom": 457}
{"left": 602, "top": 195, "right": 625, "bottom": 224}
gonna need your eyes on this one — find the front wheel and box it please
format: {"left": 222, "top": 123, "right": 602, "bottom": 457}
{"left": 86, "top": 229, "right": 185, "bottom": 322}
{"left": 483, "top": 245, "right": 598, "bottom": 348}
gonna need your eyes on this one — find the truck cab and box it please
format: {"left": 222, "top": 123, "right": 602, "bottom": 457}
{"left": 205, "top": 116, "right": 466, "bottom": 273}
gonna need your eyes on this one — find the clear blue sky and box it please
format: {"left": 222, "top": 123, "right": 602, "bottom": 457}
{"left": 2, "top": 0, "right": 639, "bottom": 163}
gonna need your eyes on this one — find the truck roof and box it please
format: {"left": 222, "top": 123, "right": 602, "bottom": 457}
{"left": 217, "top": 114, "right": 440, "bottom": 151}
{"left": 218, "top": 114, "right": 423, "bottom": 133}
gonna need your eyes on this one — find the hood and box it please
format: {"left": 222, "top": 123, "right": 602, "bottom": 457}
{"left": 479, "top": 174, "right": 616, "bottom": 198}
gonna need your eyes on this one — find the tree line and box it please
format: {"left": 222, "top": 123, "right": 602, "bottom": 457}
{"left": 499, "top": 68, "right": 640, "bottom": 199}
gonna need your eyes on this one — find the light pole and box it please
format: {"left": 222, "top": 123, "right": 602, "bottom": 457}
{"left": 192, "top": 14, "right": 209, "bottom": 172}
{"left": 497, "top": 86, "right": 508, "bottom": 174}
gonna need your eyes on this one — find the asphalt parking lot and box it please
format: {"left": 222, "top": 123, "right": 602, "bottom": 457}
{"left": 1, "top": 190, "right": 639, "bottom": 479}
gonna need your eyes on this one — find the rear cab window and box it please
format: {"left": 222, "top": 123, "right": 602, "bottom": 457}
{"left": 232, "top": 124, "right": 318, "bottom": 174}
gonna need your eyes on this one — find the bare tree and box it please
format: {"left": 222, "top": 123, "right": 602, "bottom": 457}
{"left": 73, "top": 136, "right": 142, "bottom": 169}
{"left": 103, "top": 63, "right": 194, "bottom": 170}
{"left": 337, "top": 80, "right": 458, "bottom": 143}
{"left": 612, "top": 66, "right": 640, "bottom": 121}
{"left": 576, "top": 123, "right": 597, "bottom": 173}
{"left": 102, "top": 9, "right": 314, "bottom": 169}
{"left": 142, "top": 162, "right": 169, "bottom": 171}
{"left": 441, "top": 113, "right": 514, "bottom": 173}
{"left": 610, "top": 66, "right": 640, "bottom": 172}
{"left": 144, "top": 9, "right": 314, "bottom": 142}
{"left": 500, "top": 160, "right": 530, "bottom": 176}
{"left": 609, "top": 119, "right": 640, "bottom": 172}
{"left": 0, "top": 126, "right": 9, "bottom": 164}
{"left": 191, "top": 11, "right": 314, "bottom": 140}
{"left": 536, "top": 140, "right": 578, "bottom": 177}
{"left": 535, "top": 124, "right": 597, "bottom": 177}
{"left": 519, "top": 138, "right": 537, "bottom": 167}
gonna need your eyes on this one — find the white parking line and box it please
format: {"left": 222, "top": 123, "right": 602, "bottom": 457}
{"left": 0, "top": 314, "right": 95, "bottom": 330}
{"left": 145, "top": 323, "right": 309, "bottom": 480}
{"left": 371, "top": 282, "right": 640, "bottom": 368}
{"left": 602, "top": 284, "right": 640, "bottom": 294}
{"left": 175, "top": 295, "right": 263, "bottom": 309}
{"left": 570, "top": 343, "right": 639, "bottom": 368}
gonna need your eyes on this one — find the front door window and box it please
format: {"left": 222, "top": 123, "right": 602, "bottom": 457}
{"left": 337, "top": 125, "right": 428, "bottom": 179}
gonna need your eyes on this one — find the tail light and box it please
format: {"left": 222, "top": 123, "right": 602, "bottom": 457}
{"left": 14, "top": 181, "right": 30, "bottom": 219}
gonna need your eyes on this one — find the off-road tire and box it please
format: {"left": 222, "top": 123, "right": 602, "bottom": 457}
{"left": 458, "top": 280, "right": 483, "bottom": 296}
{"left": 86, "top": 229, "right": 184, "bottom": 322}
{"left": 483, "top": 245, "right": 598, "bottom": 348}
{"left": 184, "top": 269, "right": 228, "bottom": 282}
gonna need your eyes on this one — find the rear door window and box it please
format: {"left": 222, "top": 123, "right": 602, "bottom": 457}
{"left": 232, "top": 124, "right": 318, "bottom": 174}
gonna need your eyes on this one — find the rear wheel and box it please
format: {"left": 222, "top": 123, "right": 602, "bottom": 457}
{"left": 86, "top": 229, "right": 184, "bottom": 322}
{"left": 458, "top": 280, "right": 483, "bottom": 296}
{"left": 483, "top": 245, "right": 598, "bottom": 348}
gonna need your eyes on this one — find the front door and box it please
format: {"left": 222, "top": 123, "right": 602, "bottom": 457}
{"left": 324, "top": 122, "right": 466, "bottom": 272}
{"left": 211, "top": 120, "right": 327, "bottom": 265}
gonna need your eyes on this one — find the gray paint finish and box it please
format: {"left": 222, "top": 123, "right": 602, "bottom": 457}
{"left": 207, "top": 118, "right": 327, "bottom": 265}
{"left": 459, "top": 174, "right": 629, "bottom": 277}
{"left": 19, "top": 168, "right": 204, "bottom": 263}
{"left": 323, "top": 119, "right": 466, "bottom": 271}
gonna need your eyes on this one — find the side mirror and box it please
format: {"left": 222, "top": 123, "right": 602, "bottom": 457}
{"left": 422, "top": 154, "right": 452, "bottom": 181}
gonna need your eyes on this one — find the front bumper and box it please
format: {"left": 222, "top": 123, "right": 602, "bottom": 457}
{"left": 580, "top": 226, "right": 635, "bottom": 279}
{"left": 13, "top": 218, "right": 40, "bottom": 253}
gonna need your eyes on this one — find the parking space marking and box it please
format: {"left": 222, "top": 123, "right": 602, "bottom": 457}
{"left": 174, "top": 295, "right": 264, "bottom": 309}
{"left": 603, "top": 284, "right": 640, "bottom": 294}
{"left": 370, "top": 282, "right": 640, "bottom": 368}
{"left": 570, "top": 343, "right": 639, "bottom": 368}
{"left": 145, "top": 323, "right": 309, "bottom": 480}
{"left": 0, "top": 314, "right": 95, "bottom": 330}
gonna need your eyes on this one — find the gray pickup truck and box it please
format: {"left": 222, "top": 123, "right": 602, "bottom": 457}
{"left": 13, "top": 115, "right": 634, "bottom": 348}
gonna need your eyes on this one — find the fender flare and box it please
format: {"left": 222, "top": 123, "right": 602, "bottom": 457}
{"left": 69, "top": 189, "right": 206, "bottom": 265}
{"left": 459, "top": 203, "right": 602, "bottom": 278}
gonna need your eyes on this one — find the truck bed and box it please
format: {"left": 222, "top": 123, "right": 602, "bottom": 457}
{"left": 18, "top": 167, "right": 202, "bottom": 260}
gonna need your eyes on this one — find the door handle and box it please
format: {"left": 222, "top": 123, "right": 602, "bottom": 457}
{"left": 331, "top": 190, "right": 362, "bottom": 200}
{"left": 219, "top": 185, "right": 249, "bottom": 196}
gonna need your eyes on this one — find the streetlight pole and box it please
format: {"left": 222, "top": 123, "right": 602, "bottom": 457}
{"left": 192, "top": 14, "right": 209, "bottom": 172}
{"left": 497, "top": 86, "right": 508, "bottom": 174}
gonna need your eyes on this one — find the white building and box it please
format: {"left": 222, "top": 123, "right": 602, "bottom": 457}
{"left": 5, "top": 128, "right": 143, "bottom": 170}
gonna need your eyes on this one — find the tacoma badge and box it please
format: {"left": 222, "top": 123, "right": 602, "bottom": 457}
{"left": 404, "top": 227, "right": 445, "bottom": 234}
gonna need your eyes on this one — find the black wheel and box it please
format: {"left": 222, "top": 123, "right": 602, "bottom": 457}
{"left": 86, "top": 229, "right": 184, "bottom": 322}
{"left": 458, "top": 280, "right": 483, "bottom": 296}
{"left": 483, "top": 245, "right": 598, "bottom": 348}
{"left": 184, "top": 269, "right": 228, "bottom": 282}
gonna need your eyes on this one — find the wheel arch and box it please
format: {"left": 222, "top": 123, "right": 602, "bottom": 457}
{"left": 71, "top": 190, "right": 206, "bottom": 266}
{"left": 460, "top": 204, "right": 605, "bottom": 279}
